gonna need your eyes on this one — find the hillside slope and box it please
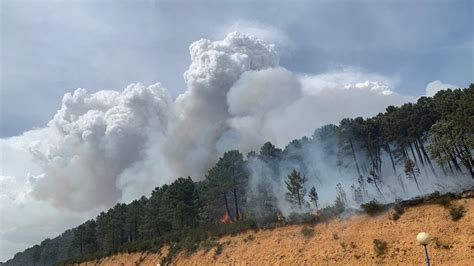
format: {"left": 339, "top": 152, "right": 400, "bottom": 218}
{"left": 76, "top": 197, "right": 474, "bottom": 265}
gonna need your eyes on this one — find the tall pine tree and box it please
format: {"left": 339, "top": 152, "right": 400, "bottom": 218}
{"left": 285, "top": 170, "right": 307, "bottom": 209}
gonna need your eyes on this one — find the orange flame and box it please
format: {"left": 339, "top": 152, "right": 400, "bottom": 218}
{"left": 219, "top": 211, "right": 233, "bottom": 224}
{"left": 219, "top": 210, "right": 243, "bottom": 224}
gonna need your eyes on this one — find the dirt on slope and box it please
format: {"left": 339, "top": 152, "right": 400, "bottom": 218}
{"left": 78, "top": 197, "right": 474, "bottom": 265}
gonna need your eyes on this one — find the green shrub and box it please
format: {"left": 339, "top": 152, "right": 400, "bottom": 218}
{"left": 215, "top": 243, "right": 224, "bottom": 256}
{"left": 317, "top": 200, "right": 345, "bottom": 222}
{"left": 181, "top": 236, "right": 199, "bottom": 254}
{"left": 433, "top": 237, "right": 453, "bottom": 250}
{"left": 427, "top": 191, "right": 456, "bottom": 207}
{"left": 244, "top": 234, "right": 255, "bottom": 242}
{"left": 428, "top": 190, "right": 441, "bottom": 200}
{"left": 361, "top": 200, "right": 384, "bottom": 216}
{"left": 287, "top": 212, "right": 316, "bottom": 224}
{"left": 449, "top": 206, "right": 465, "bottom": 221}
{"left": 373, "top": 239, "right": 387, "bottom": 256}
{"left": 393, "top": 202, "right": 404, "bottom": 215}
{"left": 160, "top": 244, "right": 180, "bottom": 266}
{"left": 201, "top": 237, "right": 218, "bottom": 252}
{"left": 301, "top": 226, "right": 315, "bottom": 238}
{"left": 390, "top": 212, "right": 400, "bottom": 221}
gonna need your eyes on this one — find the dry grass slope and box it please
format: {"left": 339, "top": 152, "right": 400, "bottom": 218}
{"left": 77, "top": 197, "right": 474, "bottom": 266}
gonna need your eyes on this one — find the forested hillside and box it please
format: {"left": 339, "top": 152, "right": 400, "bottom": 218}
{"left": 2, "top": 85, "right": 473, "bottom": 266}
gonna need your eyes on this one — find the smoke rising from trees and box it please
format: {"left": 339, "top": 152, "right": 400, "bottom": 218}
{"left": 1, "top": 33, "right": 471, "bottom": 252}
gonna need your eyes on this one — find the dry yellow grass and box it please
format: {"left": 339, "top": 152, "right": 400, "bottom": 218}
{"left": 77, "top": 197, "right": 474, "bottom": 266}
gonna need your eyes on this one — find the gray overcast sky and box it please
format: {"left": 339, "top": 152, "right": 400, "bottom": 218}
{"left": 1, "top": 0, "right": 473, "bottom": 137}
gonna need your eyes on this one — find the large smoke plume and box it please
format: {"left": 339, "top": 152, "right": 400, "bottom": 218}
{"left": 164, "top": 32, "right": 279, "bottom": 177}
{"left": 2, "top": 32, "right": 470, "bottom": 217}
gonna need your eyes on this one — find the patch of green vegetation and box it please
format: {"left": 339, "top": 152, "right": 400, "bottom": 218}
{"left": 433, "top": 237, "right": 453, "bottom": 250}
{"left": 373, "top": 239, "right": 387, "bottom": 256}
{"left": 287, "top": 212, "right": 316, "bottom": 224}
{"left": 214, "top": 243, "right": 224, "bottom": 256}
{"left": 243, "top": 234, "right": 255, "bottom": 242}
{"left": 427, "top": 191, "right": 456, "bottom": 207}
{"left": 361, "top": 200, "right": 384, "bottom": 216}
{"left": 393, "top": 201, "right": 405, "bottom": 215}
{"left": 390, "top": 212, "right": 400, "bottom": 221}
{"left": 449, "top": 205, "right": 465, "bottom": 221}
{"left": 301, "top": 226, "right": 315, "bottom": 238}
{"left": 201, "top": 237, "right": 218, "bottom": 252}
{"left": 317, "top": 199, "right": 346, "bottom": 222}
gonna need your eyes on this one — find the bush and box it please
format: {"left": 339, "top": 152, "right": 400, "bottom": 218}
{"left": 373, "top": 239, "right": 387, "bottom": 256}
{"left": 301, "top": 226, "right": 315, "bottom": 238}
{"left": 433, "top": 237, "right": 453, "bottom": 250}
{"left": 427, "top": 191, "right": 456, "bottom": 207}
{"left": 160, "top": 244, "right": 180, "bottom": 266}
{"left": 361, "top": 200, "right": 384, "bottom": 216}
{"left": 287, "top": 212, "right": 316, "bottom": 224}
{"left": 317, "top": 200, "right": 345, "bottom": 222}
{"left": 428, "top": 190, "right": 441, "bottom": 200}
{"left": 243, "top": 234, "right": 255, "bottom": 242}
{"left": 181, "top": 236, "right": 199, "bottom": 254}
{"left": 215, "top": 243, "right": 224, "bottom": 256}
{"left": 254, "top": 213, "right": 282, "bottom": 229}
{"left": 393, "top": 202, "right": 405, "bottom": 215}
{"left": 390, "top": 212, "right": 400, "bottom": 221}
{"left": 449, "top": 206, "right": 465, "bottom": 221}
{"left": 201, "top": 237, "right": 218, "bottom": 252}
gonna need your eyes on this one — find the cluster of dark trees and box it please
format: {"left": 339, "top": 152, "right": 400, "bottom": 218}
{"left": 3, "top": 85, "right": 472, "bottom": 266}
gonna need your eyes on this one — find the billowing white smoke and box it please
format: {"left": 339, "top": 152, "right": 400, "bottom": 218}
{"left": 164, "top": 32, "right": 279, "bottom": 177}
{"left": 30, "top": 83, "right": 173, "bottom": 210}
{"left": 2, "top": 32, "right": 464, "bottom": 215}
{"left": 220, "top": 71, "right": 414, "bottom": 154}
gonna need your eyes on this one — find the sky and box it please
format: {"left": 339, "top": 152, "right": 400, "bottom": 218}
{"left": 0, "top": 0, "right": 473, "bottom": 262}
{"left": 1, "top": 0, "right": 473, "bottom": 137}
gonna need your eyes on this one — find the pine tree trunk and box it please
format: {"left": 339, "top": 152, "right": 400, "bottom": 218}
{"left": 412, "top": 172, "right": 421, "bottom": 192}
{"left": 398, "top": 173, "right": 406, "bottom": 194}
{"left": 224, "top": 191, "right": 234, "bottom": 222}
{"left": 373, "top": 180, "right": 385, "bottom": 199}
{"left": 414, "top": 140, "right": 425, "bottom": 166}
{"left": 449, "top": 146, "right": 464, "bottom": 174}
{"left": 402, "top": 145, "right": 409, "bottom": 160}
{"left": 297, "top": 192, "right": 302, "bottom": 209}
{"left": 447, "top": 160, "right": 454, "bottom": 175}
{"left": 440, "top": 165, "right": 448, "bottom": 176}
{"left": 417, "top": 138, "right": 438, "bottom": 177}
{"left": 454, "top": 144, "right": 474, "bottom": 178}
{"left": 409, "top": 142, "right": 419, "bottom": 165}
{"left": 386, "top": 144, "right": 398, "bottom": 175}
{"left": 349, "top": 139, "right": 361, "bottom": 177}
{"left": 233, "top": 188, "right": 240, "bottom": 219}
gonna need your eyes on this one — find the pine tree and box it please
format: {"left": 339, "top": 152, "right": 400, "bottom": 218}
{"left": 308, "top": 186, "right": 319, "bottom": 210}
{"left": 350, "top": 184, "right": 363, "bottom": 204}
{"left": 335, "top": 183, "right": 348, "bottom": 205}
{"left": 285, "top": 170, "right": 307, "bottom": 209}
{"left": 404, "top": 158, "right": 421, "bottom": 192}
